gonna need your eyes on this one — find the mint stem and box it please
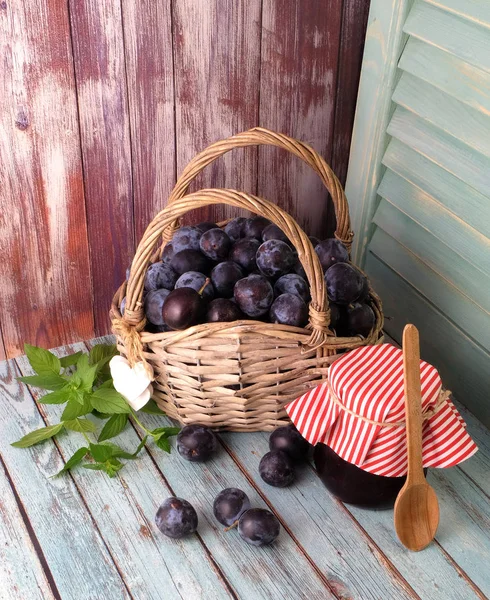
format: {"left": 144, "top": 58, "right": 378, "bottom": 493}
{"left": 131, "top": 410, "right": 153, "bottom": 436}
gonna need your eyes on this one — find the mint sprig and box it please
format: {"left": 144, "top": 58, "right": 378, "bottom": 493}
{"left": 13, "top": 343, "right": 180, "bottom": 478}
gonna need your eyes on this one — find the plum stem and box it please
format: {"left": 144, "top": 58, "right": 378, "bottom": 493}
{"left": 223, "top": 520, "right": 239, "bottom": 532}
{"left": 198, "top": 278, "right": 211, "bottom": 296}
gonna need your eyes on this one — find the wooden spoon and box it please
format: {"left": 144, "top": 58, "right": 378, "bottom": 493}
{"left": 394, "top": 324, "right": 440, "bottom": 551}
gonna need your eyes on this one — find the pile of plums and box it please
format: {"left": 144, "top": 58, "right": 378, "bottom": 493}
{"left": 155, "top": 423, "right": 281, "bottom": 545}
{"left": 123, "top": 215, "right": 376, "bottom": 337}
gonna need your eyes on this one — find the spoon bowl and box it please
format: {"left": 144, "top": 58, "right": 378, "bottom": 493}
{"left": 394, "top": 481, "right": 439, "bottom": 551}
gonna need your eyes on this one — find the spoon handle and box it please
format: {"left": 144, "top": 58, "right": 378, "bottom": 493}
{"left": 403, "top": 324, "right": 425, "bottom": 486}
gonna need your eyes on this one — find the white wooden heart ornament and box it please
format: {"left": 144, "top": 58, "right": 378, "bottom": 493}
{"left": 109, "top": 356, "right": 154, "bottom": 410}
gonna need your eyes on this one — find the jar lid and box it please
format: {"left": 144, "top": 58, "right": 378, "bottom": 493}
{"left": 286, "top": 344, "right": 477, "bottom": 476}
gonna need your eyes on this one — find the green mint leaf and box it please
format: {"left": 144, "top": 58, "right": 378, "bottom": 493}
{"left": 98, "top": 414, "right": 128, "bottom": 442}
{"left": 24, "top": 344, "right": 61, "bottom": 376}
{"left": 139, "top": 400, "right": 165, "bottom": 415}
{"left": 89, "top": 439, "right": 146, "bottom": 461}
{"left": 110, "top": 436, "right": 148, "bottom": 460}
{"left": 89, "top": 442, "right": 117, "bottom": 463}
{"left": 91, "top": 409, "right": 112, "bottom": 419}
{"left": 91, "top": 389, "right": 130, "bottom": 414}
{"left": 131, "top": 436, "right": 148, "bottom": 458}
{"left": 11, "top": 423, "right": 64, "bottom": 448}
{"left": 61, "top": 394, "right": 92, "bottom": 420}
{"left": 151, "top": 426, "right": 180, "bottom": 438}
{"left": 89, "top": 344, "right": 117, "bottom": 366}
{"left": 53, "top": 447, "right": 88, "bottom": 477}
{"left": 17, "top": 374, "right": 67, "bottom": 391}
{"left": 75, "top": 354, "right": 98, "bottom": 392}
{"left": 82, "top": 463, "right": 107, "bottom": 472}
{"left": 104, "top": 457, "right": 124, "bottom": 477}
{"left": 97, "top": 378, "right": 114, "bottom": 390}
{"left": 155, "top": 435, "right": 171, "bottom": 453}
{"left": 89, "top": 345, "right": 118, "bottom": 377}
{"left": 63, "top": 418, "right": 97, "bottom": 433}
{"left": 37, "top": 388, "right": 72, "bottom": 405}
{"left": 59, "top": 351, "right": 83, "bottom": 368}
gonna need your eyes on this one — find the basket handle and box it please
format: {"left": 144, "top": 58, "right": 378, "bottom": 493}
{"left": 120, "top": 188, "right": 331, "bottom": 357}
{"left": 165, "top": 127, "right": 354, "bottom": 250}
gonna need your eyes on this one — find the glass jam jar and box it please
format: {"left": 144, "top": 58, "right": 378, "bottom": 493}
{"left": 286, "top": 344, "right": 477, "bottom": 510}
{"left": 314, "top": 443, "right": 424, "bottom": 509}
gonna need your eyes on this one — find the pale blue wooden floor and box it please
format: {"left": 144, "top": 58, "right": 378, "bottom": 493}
{"left": 0, "top": 336, "right": 489, "bottom": 600}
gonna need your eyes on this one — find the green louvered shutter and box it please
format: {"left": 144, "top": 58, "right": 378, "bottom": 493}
{"left": 345, "top": 0, "right": 490, "bottom": 426}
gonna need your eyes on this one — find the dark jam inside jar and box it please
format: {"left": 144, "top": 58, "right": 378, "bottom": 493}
{"left": 314, "top": 443, "right": 409, "bottom": 509}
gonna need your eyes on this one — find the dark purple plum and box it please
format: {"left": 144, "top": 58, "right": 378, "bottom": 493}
{"left": 162, "top": 287, "right": 206, "bottom": 330}
{"left": 196, "top": 221, "right": 218, "bottom": 233}
{"left": 358, "top": 276, "right": 369, "bottom": 302}
{"left": 273, "top": 274, "right": 310, "bottom": 303}
{"left": 144, "top": 288, "right": 171, "bottom": 326}
{"left": 269, "top": 293, "right": 308, "bottom": 327}
{"left": 125, "top": 267, "right": 131, "bottom": 281}
{"left": 120, "top": 296, "right": 126, "bottom": 315}
{"left": 229, "top": 238, "right": 261, "bottom": 272}
{"left": 155, "top": 497, "right": 198, "bottom": 539}
{"left": 238, "top": 508, "right": 280, "bottom": 546}
{"left": 262, "top": 223, "right": 292, "bottom": 247}
{"left": 176, "top": 424, "right": 218, "bottom": 462}
{"left": 309, "top": 236, "right": 320, "bottom": 248}
{"left": 161, "top": 242, "right": 174, "bottom": 264}
{"left": 256, "top": 240, "right": 295, "bottom": 279}
{"left": 207, "top": 298, "right": 244, "bottom": 323}
{"left": 325, "top": 263, "right": 366, "bottom": 305}
{"left": 171, "top": 226, "right": 202, "bottom": 253}
{"left": 144, "top": 262, "right": 178, "bottom": 292}
{"left": 315, "top": 239, "right": 349, "bottom": 272}
{"left": 346, "top": 302, "right": 375, "bottom": 337}
{"left": 171, "top": 249, "right": 211, "bottom": 275}
{"left": 269, "top": 424, "right": 310, "bottom": 462}
{"left": 210, "top": 261, "right": 244, "bottom": 297}
{"left": 243, "top": 216, "right": 271, "bottom": 239}
{"left": 259, "top": 450, "right": 295, "bottom": 487}
{"left": 200, "top": 228, "right": 232, "bottom": 261}
{"left": 234, "top": 274, "right": 274, "bottom": 317}
{"left": 293, "top": 259, "right": 308, "bottom": 280}
{"left": 175, "top": 271, "right": 215, "bottom": 300}
{"left": 224, "top": 217, "right": 247, "bottom": 242}
{"left": 328, "top": 303, "right": 347, "bottom": 335}
{"left": 213, "top": 488, "right": 251, "bottom": 526}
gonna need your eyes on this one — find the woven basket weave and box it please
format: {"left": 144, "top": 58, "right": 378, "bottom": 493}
{"left": 111, "top": 127, "right": 384, "bottom": 431}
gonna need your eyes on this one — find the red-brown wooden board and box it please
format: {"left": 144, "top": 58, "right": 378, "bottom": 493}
{"left": 121, "top": 0, "right": 176, "bottom": 243}
{"left": 331, "top": 0, "right": 371, "bottom": 187}
{"left": 0, "top": 326, "right": 6, "bottom": 362}
{"left": 0, "top": 0, "right": 94, "bottom": 357}
{"left": 257, "top": 0, "right": 343, "bottom": 239}
{"left": 172, "top": 0, "right": 262, "bottom": 224}
{"left": 68, "top": 0, "right": 134, "bottom": 335}
{"left": 0, "top": 1, "right": 370, "bottom": 357}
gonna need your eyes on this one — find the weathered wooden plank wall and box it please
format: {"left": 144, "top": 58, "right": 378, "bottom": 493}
{"left": 0, "top": 0, "right": 370, "bottom": 358}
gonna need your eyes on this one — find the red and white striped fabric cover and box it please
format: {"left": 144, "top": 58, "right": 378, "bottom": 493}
{"left": 286, "top": 344, "right": 478, "bottom": 477}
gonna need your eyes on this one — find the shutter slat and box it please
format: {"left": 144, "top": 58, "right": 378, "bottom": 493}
{"left": 404, "top": 1, "right": 490, "bottom": 73}
{"left": 399, "top": 37, "right": 490, "bottom": 114}
{"left": 383, "top": 139, "right": 490, "bottom": 239}
{"left": 366, "top": 253, "right": 490, "bottom": 428}
{"left": 378, "top": 169, "right": 490, "bottom": 274}
{"left": 425, "top": 0, "right": 490, "bottom": 30}
{"left": 387, "top": 106, "right": 490, "bottom": 197}
{"left": 393, "top": 72, "right": 490, "bottom": 159}
{"left": 370, "top": 228, "right": 490, "bottom": 351}
{"left": 373, "top": 200, "right": 490, "bottom": 315}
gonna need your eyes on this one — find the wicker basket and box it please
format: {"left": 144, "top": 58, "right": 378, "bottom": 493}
{"left": 111, "top": 127, "right": 384, "bottom": 431}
